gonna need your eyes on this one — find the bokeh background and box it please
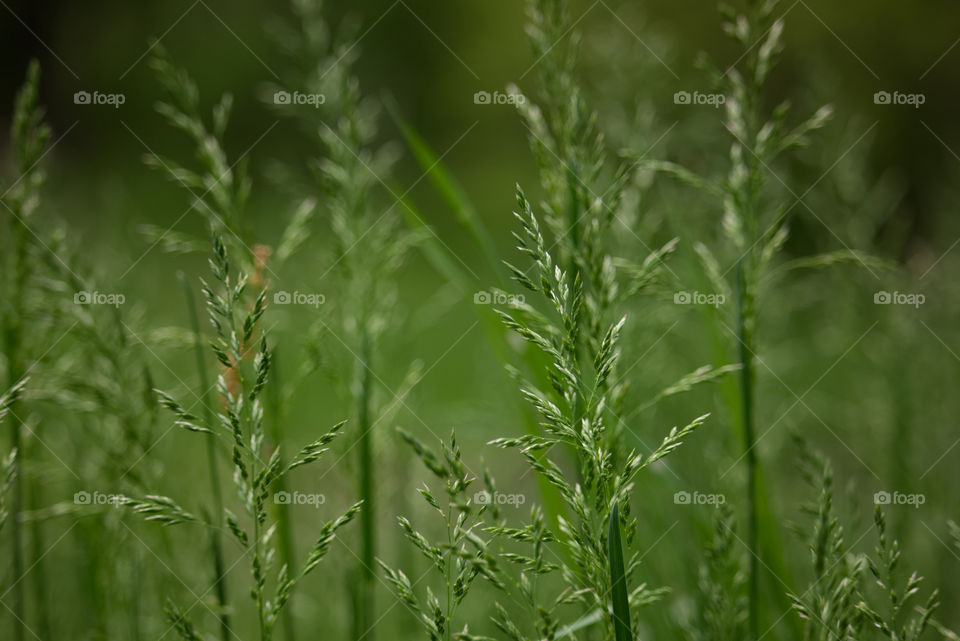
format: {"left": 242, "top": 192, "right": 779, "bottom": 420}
{"left": 1, "top": 0, "right": 959, "bottom": 639}
{"left": 3, "top": 0, "right": 960, "bottom": 249}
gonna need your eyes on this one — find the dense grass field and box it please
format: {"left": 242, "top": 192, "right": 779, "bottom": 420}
{"left": 1, "top": 0, "right": 959, "bottom": 639}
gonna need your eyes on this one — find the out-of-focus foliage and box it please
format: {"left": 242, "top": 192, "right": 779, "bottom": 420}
{"left": 0, "top": 0, "right": 959, "bottom": 640}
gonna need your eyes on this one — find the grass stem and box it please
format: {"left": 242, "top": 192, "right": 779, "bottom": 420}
{"left": 5, "top": 210, "right": 28, "bottom": 641}
{"left": 179, "top": 273, "right": 231, "bottom": 641}
{"left": 735, "top": 261, "right": 758, "bottom": 640}
{"left": 267, "top": 353, "right": 298, "bottom": 641}
{"left": 356, "top": 325, "right": 375, "bottom": 641}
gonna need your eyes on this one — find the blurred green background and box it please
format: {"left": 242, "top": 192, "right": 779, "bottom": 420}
{"left": 1, "top": 0, "right": 960, "bottom": 639}
{"left": 2, "top": 0, "right": 959, "bottom": 251}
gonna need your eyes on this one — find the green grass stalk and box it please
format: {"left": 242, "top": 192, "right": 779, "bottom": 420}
{"left": 5, "top": 390, "right": 23, "bottom": 641}
{"left": 735, "top": 262, "right": 759, "bottom": 639}
{"left": 4, "top": 154, "right": 29, "bottom": 641}
{"left": 356, "top": 325, "right": 375, "bottom": 641}
{"left": 389, "top": 136, "right": 575, "bottom": 543}
{"left": 27, "top": 481, "right": 49, "bottom": 639}
{"left": 179, "top": 273, "right": 231, "bottom": 641}
{"left": 266, "top": 353, "right": 298, "bottom": 641}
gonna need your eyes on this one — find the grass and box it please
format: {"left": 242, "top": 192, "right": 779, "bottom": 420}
{"left": 490, "top": 184, "right": 711, "bottom": 639}
{"left": 790, "top": 443, "right": 943, "bottom": 640}
{"left": 380, "top": 429, "right": 502, "bottom": 640}
{"left": 2, "top": 61, "right": 52, "bottom": 641}
{"left": 179, "top": 271, "right": 231, "bottom": 641}
{"left": 265, "top": 1, "right": 420, "bottom": 635}
{"left": 1, "top": 0, "right": 959, "bottom": 640}
{"left": 643, "top": 1, "right": 875, "bottom": 635}
{"left": 130, "top": 232, "right": 362, "bottom": 640}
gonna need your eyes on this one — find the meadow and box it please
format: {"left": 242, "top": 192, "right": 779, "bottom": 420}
{"left": 1, "top": 0, "right": 959, "bottom": 639}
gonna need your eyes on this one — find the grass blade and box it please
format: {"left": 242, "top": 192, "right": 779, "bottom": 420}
{"left": 386, "top": 100, "right": 506, "bottom": 286}
{"left": 394, "top": 191, "right": 474, "bottom": 293}
{"left": 178, "top": 272, "right": 231, "bottom": 641}
{"left": 356, "top": 327, "right": 375, "bottom": 641}
{"left": 608, "top": 502, "right": 632, "bottom": 641}
{"left": 267, "top": 350, "right": 299, "bottom": 641}
{"left": 389, "top": 139, "right": 574, "bottom": 548}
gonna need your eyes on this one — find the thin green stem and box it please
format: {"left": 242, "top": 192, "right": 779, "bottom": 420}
{"left": 179, "top": 274, "right": 231, "bottom": 641}
{"left": 5, "top": 213, "right": 28, "bottom": 641}
{"left": 254, "top": 500, "right": 267, "bottom": 641}
{"left": 739, "top": 24, "right": 763, "bottom": 635}
{"left": 27, "top": 480, "right": 49, "bottom": 639}
{"left": 246, "top": 371, "right": 268, "bottom": 641}
{"left": 6, "top": 403, "right": 23, "bottom": 641}
{"left": 735, "top": 261, "right": 759, "bottom": 641}
{"left": 267, "top": 353, "right": 297, "bottom": 641}
{"left": 356, "top": 326, "right": 375, "bottom": 641}
{"left": 445, "top": 502, "right": 453, "bottom": 641}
